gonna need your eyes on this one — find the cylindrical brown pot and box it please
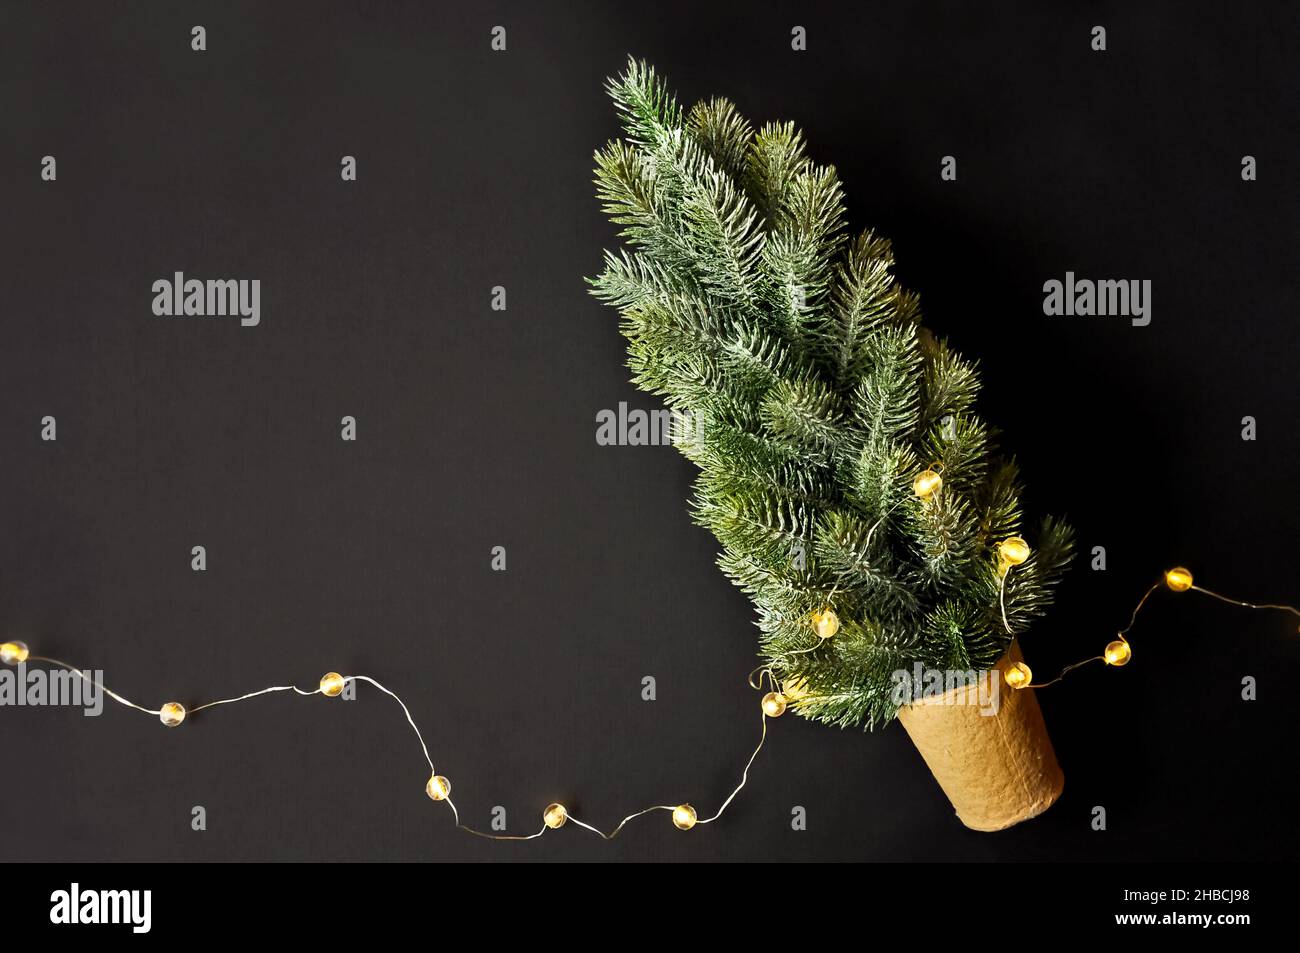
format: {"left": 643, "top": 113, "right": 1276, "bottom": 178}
{"left": 896, "top": 640, "right": 1063, "bottom": 831}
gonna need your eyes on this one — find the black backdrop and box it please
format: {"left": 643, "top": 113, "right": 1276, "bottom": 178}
{"left": 3, "top": 1, "right": 1298, "bottom": 863}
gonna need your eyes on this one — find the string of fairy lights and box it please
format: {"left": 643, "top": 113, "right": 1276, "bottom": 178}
{"left": 911, "top": 463, "right": 1300, "bottom": 691}
{"left": 1000, "top": 564, "right": 1300, "bottom": 690}
{"left": 2, "top": 465, "right": 1295, "bottom": 839}
{"left": 0, "top": 643, "right": 772, "bottom": 839}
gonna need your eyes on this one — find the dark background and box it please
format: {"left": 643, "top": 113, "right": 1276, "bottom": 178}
{"left": 2, "top": 0, "right": 1297, "bottom": 862}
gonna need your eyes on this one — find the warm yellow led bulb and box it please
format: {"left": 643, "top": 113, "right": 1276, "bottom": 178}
{"left": 781, "top": 676, "right": 809, "bottom": 700}
{"left": 1165, "top": 567, "right": 1194, "bottom": 592}
{"left": 672, "top": 804, "right": 698, "bottom": 830}
{"left": 1104, "top": 639, "right": 1132, "bottom": 666}
{"left": 912, "top": 469, "right": 942, "bottom": 499}
{"left": 1003, "top": 662, "right": 1032, "bottom": 689}
{"left": 999, "top": 536, "right": 1031, "bottom": 566}
{"left": 761, "top": 691, "right": 788, "bottom": 717}
{"left": 159, "top": 702, "right": 187, "bottom": 727}
{"left": 0, "top": 641, "right": 30, "bottom": 665}
{"left": 425, "top": 775, "right": 451, "bottom": 801}
{"left": 543, "top": 803, "right": 568, "bottom": 829}
{"left": 319, "top": 672, "right": 346, "bottom": 697}
{"left": 811, "top": 607, "right": 840, "bottom": 639}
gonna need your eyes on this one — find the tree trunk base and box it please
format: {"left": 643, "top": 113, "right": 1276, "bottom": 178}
{"left": 896, "top": 641, "right": 1063, "bottom": 831}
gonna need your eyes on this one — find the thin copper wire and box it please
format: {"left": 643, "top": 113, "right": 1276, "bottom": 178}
{"left": 698, "top": 711, "right": 768, "bottom": 824}
{"left": 1026, "top": 656, "right": 1104, "bottom": 689}
{"left": 998, "top": 568, "right": 1012, "bottom": 633}
{"left": 189, "top": 686, "right": 319, "bottom": 713}
{"left": 14, "top": 654, "right": 772, "bottom": 843}
{"left": 1190, "top": 585, "right": 1300, "bottom": 617}
{"left": 1118, "top": 582, "right": 1162, "bottom": 639}
{"left": 28, "top": 656, "right": 161, "bottom": 715}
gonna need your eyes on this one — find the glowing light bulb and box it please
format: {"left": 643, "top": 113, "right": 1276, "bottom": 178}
{"left": 672, "top": 804, "right": 698, "bottom": 830}
{"left": 1003, "top": 662, "right": 1032, "bottom": 690}
{"left": 761, "top": 692, "right": 788, "bottom": 717}
{"left": 159, "top": 702, "right": 187, "bottom": 727}
{"left": 425, "top": 775, "right": 451, "bottom": 801}
{"left": 811, "top": 607, "right": 840, "bottom": 639}
{"left": 0, "top": 641, "right": 29, "bottom": 665}
{"left": 319, "top": 672, "right": 346, "bottom": 697}
{"left": 912, "top": 469, "right": 942, "bottom": 499}
{"left": 1165, "top": 567, "right": 1194, "bottom": 592}
{"left": 1104, "top": 640, "right": 1132, "bottom": 667}
{"left": 543, "top": 803, "right": 568, "bottom": 829}
{"left": 999, "top": 537, "right": 1031, "bottom": 566}
{"left": 782, "top": 676, "right": 809, "bottom": 700}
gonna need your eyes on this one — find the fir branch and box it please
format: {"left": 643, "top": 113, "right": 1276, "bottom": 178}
{"left": 687, "top": 97, "right": 754, "bottom": 179}
{"left": 606, "top": 56, "right": 683, "bottom": 148}
{"left": 744, "top": 121, "right": 811, "bottom": 220}
{"left": 760, "top": 376, "right": 848, "bottom": 461}
{"left": 590, "top": 60, "right": 1074, "bottom": 730}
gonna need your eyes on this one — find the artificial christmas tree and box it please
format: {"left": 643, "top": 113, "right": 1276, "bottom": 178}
{"left": 591, "top": 60, "right": 1073, "bottom": 828}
